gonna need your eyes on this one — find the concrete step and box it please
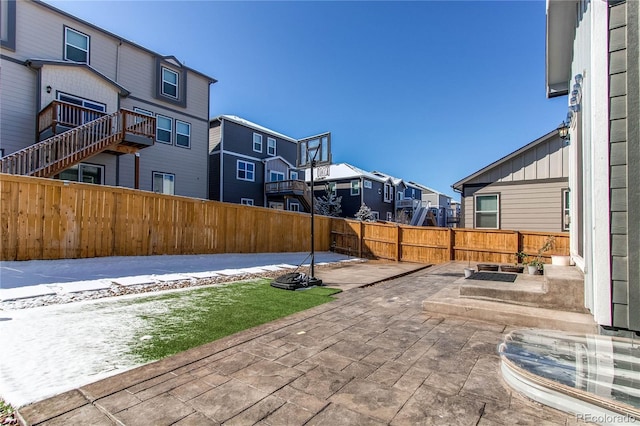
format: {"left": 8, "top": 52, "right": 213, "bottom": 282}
{"left": 423, "top": 284, "right": 598, "bottom": 334}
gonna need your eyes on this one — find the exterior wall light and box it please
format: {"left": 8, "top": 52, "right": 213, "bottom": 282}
{"left": 557, "top": 121, "right": 570, "bottom": 141}
{"left": 46, "top": 85, "right": 52, "bottom": 93}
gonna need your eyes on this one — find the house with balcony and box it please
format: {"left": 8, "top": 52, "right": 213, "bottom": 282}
{"left": 307, "top": 163, "right": 396, "bottom": 221}
{"left": 451, "top": 129, "right": 569, "bottom": 232}
{"left": 370, "top": 171, "right": 422, "bottom": 224}
{"left": 208, "top": 115, "right": 310, "bottom": 211}
{"left": 409, "top": 182, "right": 458, "bottom": 227}
{"left": 0, "top": 0, "right": 216, "bottom": 198}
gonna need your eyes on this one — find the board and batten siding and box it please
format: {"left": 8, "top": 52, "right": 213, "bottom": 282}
{"left": 459, "top": 132, "right": 568, "bottom": 232}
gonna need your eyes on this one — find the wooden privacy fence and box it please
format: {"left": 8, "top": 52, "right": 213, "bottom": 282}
{"left": 0, "top": 174, "right": 331, "bottom": 261}
{"left": 330, "top": 218, "right": 569, "bottom": 264}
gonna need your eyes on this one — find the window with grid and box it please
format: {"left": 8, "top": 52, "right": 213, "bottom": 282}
{"left": 176, "top": 120, "right": 191, "bottom": 148}
{"left": 161, "top": 67, "right": 179, "bottom": 98}
{"left": 237, "top": 160, "right": 255, "bottom": 181}
{"left": 253, "top": 133, "right": 262, "bottom": 152}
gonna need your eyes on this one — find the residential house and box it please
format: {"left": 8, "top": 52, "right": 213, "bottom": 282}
{"left": 208, "top": 115, "right": 308, "bottom": 212}
{"left": 0, "top": 0, "right": 216, "bottom": 199}
{"left": 371, "top": 171, "right": 420, "bottom": 223}
{"left": 410, "top": 182, "right": 457, "bottom": 227}
{"left": 307, "top": 163, "right": 395, "bottom": 221}
{"left": 451, "top": 129, "right": 569, "bottom": 232}
{"left": 546, "top": 0, "right": 639, "bottom": 334}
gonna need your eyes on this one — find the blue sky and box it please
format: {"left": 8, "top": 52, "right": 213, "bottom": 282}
{"left": 48, "top": 0, "right": 567, "bottom": 198}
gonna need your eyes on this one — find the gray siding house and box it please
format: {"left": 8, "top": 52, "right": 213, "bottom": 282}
{"left": 307, "top": 163, "right": 395, "bottom": 221}
{"left": 0, "top": 0, "right": 216, "bottom": 198}
{"left": 452, "top": 130, "right": 569, "bottom": 232}
{"left": 547, "top": 0, "right": 639, "bottom": 334}
{"left": 209, "top": 115, "right": 306, "bottom": 211}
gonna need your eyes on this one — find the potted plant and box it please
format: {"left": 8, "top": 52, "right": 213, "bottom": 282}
{"left": 501, "top": 251, "right": 526, "bottom": 273}
{"left": 527, "top": 236, "right": 556, "bottom": 275}
{"left": 464, "top": 254, "right": 475, "bottom": 278}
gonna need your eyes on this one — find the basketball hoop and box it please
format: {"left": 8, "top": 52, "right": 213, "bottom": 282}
{"left": 316, "top": 165, "right": 330, "bottom": 178}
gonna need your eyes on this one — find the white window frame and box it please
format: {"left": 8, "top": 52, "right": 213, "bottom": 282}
{"left": 241, "top": 198, "right": 254, "bottom": 206}
{"left": 397, "top": 191, "right": 404, "bottom": 201}
{"left": 175, "top": 120, "right": 191, "bottom": 148}
{"left": 161, "top": 67, "right": 179, "bottom": 99}
{"left": 152, "top": 172, "right": 175, "bottom": 195}
{"left": 269, "top": 171, "right": 285, "bottom": 182}
{"left": 350, "top": 180, "right": 360, "bottom": 196}
{"left": 64, "top": 27, "right": 89, "bottom": 63}
{"left": 156, "top": 115, "right": 172, "bottom": 144}
{"left": 267, "top": 137, "right": 276, "bottom": 156}
{"left": 474, "top": 194, "right": 500, "bottom": 229}
{"left": 363, "top": 180, "right": 372, "bottom": 189}
{"left": 289, "top": 202, "right": 300, "bottom": 212}
{"left": 371, "top": 211, "right": 380, "bottom": 221}
{"left": 253, "top": 133, "right": 262, "bottom": 153}
{"left": 562, "top": 189, "right": 570, "bottom": 231}
{"left": 289, "top": 170, "right": 298, "bottom": 180}
{"left": 327, "top": 182, "right": 336, "bottom": 195}
{"left": 237, "top": 160, "right": 255, "bottom": 182}
{"left": 386, "top": 212, "right": 393, "bottom": 221}
{"left": 384, "top": 183, "right": 393, "bottom": 203}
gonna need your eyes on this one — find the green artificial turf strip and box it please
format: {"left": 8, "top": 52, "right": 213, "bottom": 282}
{"left": 129, "top": 279, "right": 341, "bottom": 362}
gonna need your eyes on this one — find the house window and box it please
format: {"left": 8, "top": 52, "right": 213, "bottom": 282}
{"left": 176, "top": 120, "right": 191, "bottom": 148}
{"left": 241, "top": 198, "right": 254, "bottom": 206}
{"left": 161, "top": 67, "right": 179, "bottom": 99}
{"left": 57, "top": 93, "right": 105, "bottom": 124}
{"left": 64, "top": 27, "right": 89, "bottom": 63}
{"left": 58, "top": 163, "right": 103, "bottom": 184}
{"left": 134, "top": 107, "right": 154, "bottom": 125}
{"left": 289, "top": 202, "right": 300, "bottom": 212}
{"left": 386, "top": 212, "right": 393, "bottom": 221}
{"left": 153, "top": 172, "right": 175, "bottom": 195}
{"left": 237, "top": 160, "right": 255, "bottom": 181}
{"left": 475, "top": 194, "right": 499, "bottom": 229}
{"left": 397, "top": 191, "right": 404, "bottom": 201}
{"left": 384, "top": 183, "right": 393, "bottom": 202}
{"left": 289, "top": 171, "right": 298, "bottom": 180}
{"left": 350, "top": 180, "right": 360, "bottom": 196}
{"left": 156, "top": 115, "right": 172, "bottom": 144}
{"left": 363, "top": 180, "right": 372, "bottom": 189}
{"left": 562, "top": 189, "right": 570, "bottom": 231}
{"left": 269, "top": 171, "right": 284, "bottom": 182}
{"left": 253, "top": 133, "right": 262, "bottom": 152}
{"left": 327, "top": 182, "right": 336, "bottom": 195}
{"left": 1, "top": 0, "right": 16, "bottom": 50}
{"left": 267, "top": 137, "right": 276, "bottom": 156}
{"left": 371, "top": 211, "right": 380, "bottom": 221}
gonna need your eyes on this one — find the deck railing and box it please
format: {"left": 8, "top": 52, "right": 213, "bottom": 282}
{"left": 1, "top": 109, "right": 155, "bottom": 178}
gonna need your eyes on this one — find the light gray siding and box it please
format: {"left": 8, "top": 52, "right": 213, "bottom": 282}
{"left": 1, "top": 0, "right": 213, "bottom": 200}
{"left": 0, "top": 59, "right": 36, "bottom": 155}
{"left": 462, "top": 180, "right": 568, "bottom": 232}
{"left": 457, "top": 132, "right": 569, "bottom": 232}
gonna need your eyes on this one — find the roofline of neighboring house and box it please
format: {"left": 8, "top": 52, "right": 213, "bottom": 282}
{"left": 26, "top": 59, "right": 131, "bottom": 96}
{"left": 451, "top": 128, "right": 560, "bottom": 192}
{"left": 33, "top": 0, "right": 218, "bottom": 84}
{"left": 545, "top": 0, "right": 577, "bottom": 98}
{"left": 371, "top": 170, "right": 403, "bottom": 186}
{"left": 263, "top": 155, "right": 295, "bottom": 169}
{"left": 306, "top": 163, "right": 391, "bottom": 184}
{"left": 211, "top": 115, "right": 298, "bottom": 143}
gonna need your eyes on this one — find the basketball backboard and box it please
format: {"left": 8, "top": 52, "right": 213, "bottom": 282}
{"left": 297, "top": 132, "right": 331, "bottom": 169}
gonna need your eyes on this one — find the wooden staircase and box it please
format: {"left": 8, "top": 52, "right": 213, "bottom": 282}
{"left": 265, "top": 180, "right": 313, "bottom": 212}
{"left": 0, "top": 108, "right": 155, "bottom": 178}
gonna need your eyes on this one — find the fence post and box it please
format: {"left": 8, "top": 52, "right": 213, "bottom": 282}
{"left": 448, "top": 228, "right": 454, "bottom": 261}
{"left": 514, "top": 231, "right": 521, "bottom": 259}
{"left": 358, "top": 221, "right": 363, "bottom": 258}
{"left": 396, "top": 225, "right": 401, "bottom": 262}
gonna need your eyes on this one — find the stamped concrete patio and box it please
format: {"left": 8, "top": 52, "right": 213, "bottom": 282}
{"left": 18, "top": 261, "right": 584, "bottom": 425}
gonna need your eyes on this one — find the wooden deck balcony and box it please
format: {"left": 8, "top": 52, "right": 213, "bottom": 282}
{"left": 37, "top": 100, "right": 155, "bottom": 150}
{"left": 265, "top": 180, "right": 311, "bottom": 211}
